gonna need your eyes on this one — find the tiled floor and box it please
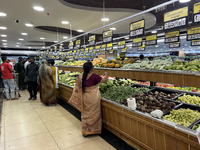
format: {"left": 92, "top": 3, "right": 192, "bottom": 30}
{"left": 0, "top": 91, "right": 116, "bottom": 150}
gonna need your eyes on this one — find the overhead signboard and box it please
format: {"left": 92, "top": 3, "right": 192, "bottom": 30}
{"left": 191, "top": 39, "right": 200, "bottom": 46}
{"left": 89, "top": 47, "right": 93, "bottom": 53}
{"left": 109, "top": 50, "right": 114, "bottom": 54}
{"left": 121, "top": 46, "right": 127, "bottom": 53}
{"left": 95, "top": 45, "right": 100, "bottom": 52}
{"left": 85, "top": 48, "right": 89, "bottom": 53}
{"left": 106, "top": 43, "right": 113, "bottom": 50}
{"left": 100, "top": 44, "right": 106, "bottom": 51}
{"left": 164, "top": 6, "right": 189, "bottom": 30}
{"left": 118, "top": 41, "right": 125, "bottom": 49}
{"left": 75, "top": 40, "right": 81, "bottom": 49}
{"left": 187, "top": 26, "right": 200, "bottom": 41}
{"left": 145, "top": 35, "right": 157, "bottom": 46}
{"left": 103, "top": 30, "right": 113, "bottom": 43}
{"left": 69, "top": 42, "right": 74, "bottom": 49}
{"left": 138, "top": 44, "right": 145, "bottom": 51}
{"left": 165, "top": 30, "right": 180, "bottom": 43}
{"left": 193, "top": 2, "right": 200, "bottom": 24}
{"left": 130, "top": 19, "right": 145, "bottom": 38}
{"left": 89, "top": 35, "right": 96, "bottom": 46}
{"left": 169, "top": 41, "right": 180, "bottom": 48}
{"left": 132, "top": 37, "right": 142, "bottom": 47}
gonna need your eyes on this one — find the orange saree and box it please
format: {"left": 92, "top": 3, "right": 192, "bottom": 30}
{"left": 69, "top": 74, "right": 102, "bottom": 136}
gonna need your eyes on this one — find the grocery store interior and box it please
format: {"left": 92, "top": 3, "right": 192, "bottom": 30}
{"left": 1, "top": 0, "right": 200, "bottom": 150}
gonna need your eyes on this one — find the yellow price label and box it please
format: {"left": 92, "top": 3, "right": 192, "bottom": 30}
{"left": 95, "top": 46, "right": 100, "bottom": 49}
{"left": 89, "top": 35, "right": 95, "bottom": 41}
{"left": 107, "top": 43, "right": 113, "bottom": 47}
{"left": 187, "top": 27, "right": 200, "bottom": 35}
{"left": 146, "top": 35, "right": 157, "bottom": 41}
{"left": 101, "top": 44, "right": 106, "bottom": 48}
{"left": 76, "top": 40, "right": 80, "bottom": 45}
{"left": 118, "top": 41, "right": 125, "bottom": 45}
{"left": 165, "top": 31, "right": 180, "bottom": 38}
{"left": 89, "top": 47, "right": 93, "bottom": 50}
{"left": 103, "top": 30, "right": 113, "bottom": 38}
{"left": 133, "top": 37, "right": 142, "bottom": 43}
{"left": 130, "top": 20, "right": 144, "bottom": 31}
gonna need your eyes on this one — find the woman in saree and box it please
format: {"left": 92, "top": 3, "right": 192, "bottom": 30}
{"left": 69, "top": 61, "right": 108, "bottom": 136}
{"left": 14, "top": 59, "right": 25, "bottom": 90}
{"left": 50, "top": 59, "right": 59, "bottom": 97}
{"left": 38, "top": 60, "right": 57, "bottom": 106}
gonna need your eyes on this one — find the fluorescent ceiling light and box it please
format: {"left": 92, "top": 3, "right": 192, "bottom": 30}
{"left": 21, "top": 33, "right": 27, "bottom": 35}
{"left": 28, "top": 47, "right": 31, "bottom": 49}
{"left": 61, "top": 21, "right": 69, "bottom": 24}
{"left": 125, "top": 36, "right": 129, "bottom": 39}
{"left": 19, "top": 38, "right": 24, "bottom": 41}
{"left": 42, "top": 46, "right": 45, "bottom": 49}
{"left": 63, "top": 36, "right": 68, "bottom": 39}
{"left": 25, "top": 23, "right": 33, "bottom": 27}
{"left": 1, "top": 34, "right": 7, "bottom": 37}
{"left": 40, "top": 37, "right": 45, "bottom": 40}
{"left": 0, "top": 26, "right": 7, "bottom": 30}
{"left": 33, "top": 6, "right": 44, "bottom": 11}
{"left": 16, "top": 45, "right": 19, "bottom": 47}
{"left": 2, "top": 40, "right": 7, "bottom": 42}
{"left": 2, "top": 43, "right": 7, "bottom": 45}
{"left": 77, "top": 29, "right": 83, "bottom": 32}
{"left": 0, "top": 12, "right": 6, "bottom": 17}
{"left": 179, "top": 0, "right": 190, "bottom": 3}
{"left": 54, "top": 41, "right": 58, "bottom": 43}
{"left": 151, "top": 31, "right": 157, "bottom": 34}
{"left": 155, "top": 45, "right": 159, "bottom": 47}
{"left": 101, "top": 18, "right": 109, "bottom": 21}
{"left": 110, "top": 27, "right": 116, "bottom": 30}
{"left": 3, "top": 46, "right": 7, "bottom": 47}
{"left": 185, "top": 44, "right": 187, "bottom": 46}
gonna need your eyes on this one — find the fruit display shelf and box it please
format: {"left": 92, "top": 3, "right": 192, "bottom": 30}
{"left": 57, "top": 65, "right": 200, "bottom": 88}
{"left": 58, "top": 82, "right": 200, "bottom": 150}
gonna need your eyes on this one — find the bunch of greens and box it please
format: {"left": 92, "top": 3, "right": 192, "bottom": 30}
{"left": 99, "top": 79, "right": 134, "bottom": 93}
{"left": 101, "top": 86, "right": 149, "bottom": 103}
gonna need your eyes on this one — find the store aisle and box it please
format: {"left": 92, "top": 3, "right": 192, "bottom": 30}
{"left": 0, "top": 91, "right": 116, "bottom": 150}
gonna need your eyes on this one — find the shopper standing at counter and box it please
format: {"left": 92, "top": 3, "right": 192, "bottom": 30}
{"left": 0, "top": 56, "right": 19, "bottom": 100}
{"left": 24, "top": 57, "right": 30, "bottom": 70}
{"left": 139, "top": 54, "right": 144, "bottom": 61}
{"left": 69, "top": 61, "right": 108, "bottom": 137}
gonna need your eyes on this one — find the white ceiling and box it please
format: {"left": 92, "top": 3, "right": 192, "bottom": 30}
{"left": 0, "top": 0, "right": 156, "bottom": 49}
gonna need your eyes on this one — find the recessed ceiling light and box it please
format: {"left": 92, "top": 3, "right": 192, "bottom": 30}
{"left": 110, "top": 27, "right": 116, "bottom": 30}
{"left": 42, "top": 46, "right": 45, "bottom": 49}
{"left": 28, "top": 47, "right": 31, "bottom": 49}
{"left": 2, "top": 43, "right": 7, "bottom": 45}
{"left": 185, "top": 44, "right": 187, "bottom": 46}
{"left": 155, "top": 45, "right": 159, "bottom": 47}
{"left": 63, "top": 36, "right": 68, "bottom": 39}
{"left": 0, "top": 26, "right": 7, "bottom": 30}
{"left": 19, "top": 38, "right": 24, "bottom": 41}
{"left": 54, "top": 41, "right": 58, "bottom": 43}
{"left": 61, "top": 21, "right": 69, "bottom": 24}
{"left": 2, "top": 40, "right": 7, "bottom": 42}
{"left": 125, "top": 36, "right": 129, "bottom": 39}
{"left": 25, "top": 23, "right": 33, "bottom": 27}
{"left": 21, "top": 33, "right": 27, "bottom": 35}
{"left": 33, "top": 6, "right": 44, "bottom": 11}
{"left": 40, "top": 37, "right": 45, "bottom": 40}
{"left": 151, "top": 31, "right": 157, "bottom": 34}
{"left": 3, "top": 46, "right": 7, "bottom": 47}
{"left": 179, "top": 0, "right": 190, "bottom": 3}
{"left": 16, "top": 45, "right": 19, "bottom": 47}
{"left": 101, "top": 18, "right": 109, "bottom": 21}
{"left": 1, "top": 34, "right": 7, "bottom": 37}
{"left": 0, "top": 12, "right": 6, "bottom": 17}
{"left": 77, "top": 29, "right": 83, "bottom": 32}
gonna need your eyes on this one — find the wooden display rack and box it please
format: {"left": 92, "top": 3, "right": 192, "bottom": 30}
{"left": 58, "top": 66, "right": 200, "bottom": 150}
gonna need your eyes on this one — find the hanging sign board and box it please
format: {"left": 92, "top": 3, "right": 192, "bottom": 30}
{"left": 95, "top": 45, "right": 100, "bottom": 52}
{"left": 50, "top": 48, "right": 53, "bottom": 53}
{"left": 85, "top": 48, "right": 89, "bottom": 53}
{"left": 100, "top": 44, "right": 106, "bottom": 51}
{"left": 187, "top": 26, "right": 200, "bottom": 41}
{"left": 89, "top": 47, "right": 93, "bottom": 53}
{"left": 106, "top": 43, "right": 113, "bottom": 50}
{"left": 165, "top": 30, "right": 180, "bottom": 43}
{"left": 145, "top": 35, "right": 157, "bottom": 46}
{"left": 69, "top": 42, "right": 74, "bottom": 49}
{"left": 191, "top": 39, "right": 200, "bottom": 46}
{"left": 109, "top": 50, "right": 114, "bottom": 54}
{"left": 121, "top": 46, "right": 127, "bottom": 53}
{"left": 193, "top": 2, "right": 200, "bottom": 24}
{"left": 163, "top": 6, "right": 189, "bottom": 30}
{"left": 118, "top": 41, "right": 125, "bottom": 49}
{"left": 138, "top": 44, "right": 145, "bottom": 51}
{"left": 132, "top": 37, "right": 142, "bottom": 47}
{"left": 169, "top": 41, "right": 180, "bottom": 48}
{"left": 89, "top": 35, "right": 96, "bottom": 46}
{"left": 75, "top": 40, "right": 81, "bottom": 49}
{"left": 130, "top": 19, "right": 145, "bottom": 38}
{"left": 103, "top": 30, "right": 113, "bottom": 43}
{"left": 98, "top": 51, "right": 101, "bottom": 55}
{"left": 77, "top": 49, "right": 80, "bottom": 54}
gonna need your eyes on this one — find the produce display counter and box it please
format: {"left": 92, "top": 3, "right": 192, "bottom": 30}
{"left": 57, "top": 66, "right": 200, "bottom": 88}
{"left": 58, "top": 82, "right": 200, "bottom": 150}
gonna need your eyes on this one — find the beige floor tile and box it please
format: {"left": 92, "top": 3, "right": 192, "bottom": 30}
{"left": 5, "top": 111, "right": 40, "bottom": 126}
{"left": 43, "top": 114, "right": 81, "bottom": 131}
{"left": 1, "top": 127, "right": 4, "bottom": 143}
{"left": 0, "top": 143, "right": 4, "bottom": 150}
{"left": 5, "top": 120, "right": 48, "bottom": 142}
{"left": 50, "top": 126, "right": 100, "bottom": 149}
{"left": 36, "top": 107, "right": 71, "bottom": 120}
{"left": 63, "top": 138, "right": 116, "bottom": 150}
{"left": 1, "top": 114, "right": 4, "bottom": 127}
{"left": 5, "top": 132, "right": 60, "bottom": 150}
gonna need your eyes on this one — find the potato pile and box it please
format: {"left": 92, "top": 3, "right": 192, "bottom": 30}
{"left": 149, "top": 91, "right": 180, "bottom": 100}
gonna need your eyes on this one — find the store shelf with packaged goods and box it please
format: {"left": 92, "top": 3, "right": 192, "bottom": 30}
{"left": 58, "top": 74, "right": 200, "bottom": 150}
